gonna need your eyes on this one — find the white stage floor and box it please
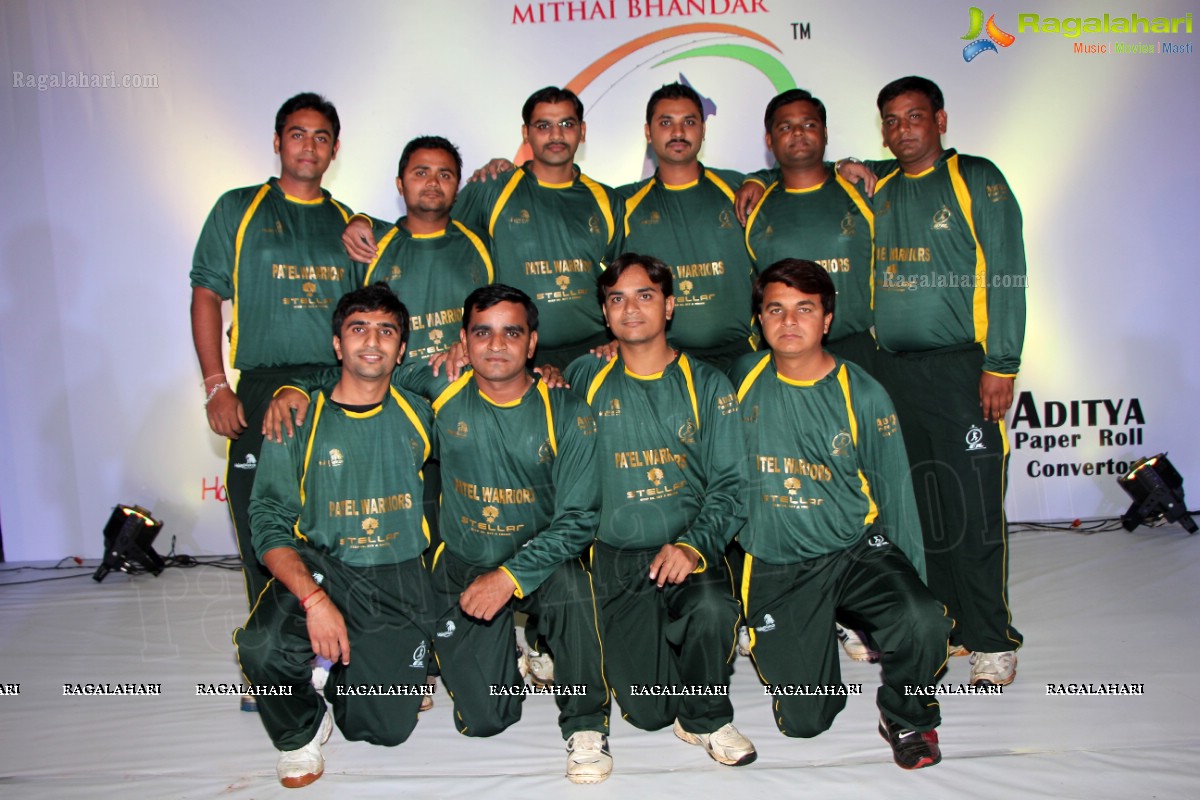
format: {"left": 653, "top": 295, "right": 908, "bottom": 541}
{"left": 1, "top": 526, "right": 1197, "bottom": 799}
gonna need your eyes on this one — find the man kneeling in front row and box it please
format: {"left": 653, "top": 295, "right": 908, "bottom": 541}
{"left": 730, "top": 260, "right": 952, "bottom": 769}
{"left": 235, "top": 283, "right": 436, "bottom": 788}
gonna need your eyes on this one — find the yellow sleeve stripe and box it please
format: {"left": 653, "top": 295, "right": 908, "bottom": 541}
{"left": 228, "top": 183, "right": 273, "bottom": 367}
{"left": 743, "top": 182, "right": 778, "bottom": 263}
{"left": 432, "top": 372, "right": 473, "bottom": 414}
{"left": 704, "top": 170, "right": 736, "bottom": 205}
{"left": 836, "top": 177, "right": 876, "bottom": 309}
{"left": 623, "top": 180, "right": 656, "bottom": 238}
{"left": 874, "top": 167, "right": 903, "bottom": 193}
{"left": 489, "top": 170, "right": 526, "bottom": 238}
{"left": 579, "top": 173, "right": 616, "bottom": 244}
{"left": 946, "top": 155, "right": 989, "bottom": 351}
{"left": 273, "top": 384, "right": 310, "bottom": 399}
{"left": 363, "top": 226, "right": 401, "bottom": 284}
{"left": 391, "top": 386, "right": 431, "bottom": 461}
{"left": 675, "top": 541, "right": 708, "bottom": 574}
{"left": 328, "top": 198, "right": 352, "bottom": 224}
{"left": 985, "top": 371, "right": 1017, "bottom": 379}
{"left": 498, "top": 566, "right": 525, "bottom": 599}
{"left": 536, "top": 381, "right": 558, "bottom": 457}
{"left": 736, "top": 353, "right": 773, "bottom": 402}
{"left": 452, "top": 220, "right": 495, "bottom": 284}
{"left": 298, "top": 393, "right": 326, "bottom": 511}
{"left": 835, "top": 365, "right": 879, "bottom": 526}
{"left": 677, "top": 354, "right": 700, "bottom": 431}
{"left": 586, "top": 358, "right": 620, "bottom": 406}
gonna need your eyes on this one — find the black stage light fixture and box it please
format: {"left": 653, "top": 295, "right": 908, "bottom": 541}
{"left": 93, "top": 504, "right": 166, "bottom": 582}
{"left": 1118, "top": 453, "right": 1197, "bottom": 534}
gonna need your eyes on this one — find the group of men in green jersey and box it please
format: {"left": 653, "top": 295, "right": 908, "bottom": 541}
{"left": 191, "top": 71, "right": 1026, "bottom": 788}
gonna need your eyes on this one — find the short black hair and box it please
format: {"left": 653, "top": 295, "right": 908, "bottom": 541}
{"left": 462, "top": 284, "right": 538, "bottom": 332}
{"left": 597, "top": 253, "right": 674, "bottom": 303}
{"left": 522, "top": 86, "right": 584, "bottom": 125}
{"left": 332, "top": 282, "right": 410, "bottom": 346}
{"left": 763, "top": 88, "right": 826, "bottom": 131}
{"left": 877, "top": 76, "right": 944, "bottom": 114}
{"left": 275, "top": 92, "right": 340, "bottom": 142}
{"left": 646, "top": 82, "right": 703, "bottom": 125}
{"left": 397, "top": 135, "right": 462, "bottom": 180}
{"left": 752, "top": 259, "right": 836, "bottom": 318}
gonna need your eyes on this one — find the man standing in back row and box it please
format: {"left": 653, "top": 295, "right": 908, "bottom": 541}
{"left": 867, "top": 76, "right": 1026, "bottom": 686}
{"left": 191, "top": 92, "right": 359, "bottom": 625}
{"left": 453, "top": 86, "right": 623, "bottom": 368}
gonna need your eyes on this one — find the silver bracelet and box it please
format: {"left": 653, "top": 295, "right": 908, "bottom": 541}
{"left": 204, "top": 382, "right": 228, "bottom": 406}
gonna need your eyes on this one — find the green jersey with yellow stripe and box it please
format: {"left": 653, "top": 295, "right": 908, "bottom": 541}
{"left": 190, "top": 178, "right": 360, "bottom": 369}
{"left": 399, "top": 364, "right": 600, "bottom": 595}
{"left": 452, "top": 164, "right": 623, "bottom": 350}
{"left": 564, "top": 352, "right": 746, "bottom": 566}
{"left": 870, "top": 149, "right": 1026, "bottom": 375}
{"left": 362, "top": 218, "right": 494, "bottom": 361}
{"left": 744, "top": 172, "right": 874, "bottom": 343}
{"left": 249, "top": 386, "right": 433, "bottom": 567}
{"left": 619, "top": 166, "right": 754, "bottom": 351}
{"left": 730, "top": 352, "right": 924, "bottom": 577}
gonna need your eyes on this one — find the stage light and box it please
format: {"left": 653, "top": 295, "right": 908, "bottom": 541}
{"left": 93, "top": 504, "right": 166, "bottom": 582}
{"left": 1118, "top": 454, "right": 1197, "bottom": 534}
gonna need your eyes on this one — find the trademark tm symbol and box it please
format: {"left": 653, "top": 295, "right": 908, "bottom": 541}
{"left": 791, "top": 22, "right": 811, "bottom": 40}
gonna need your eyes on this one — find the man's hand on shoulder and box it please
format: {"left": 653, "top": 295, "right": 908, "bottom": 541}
{"left": 342, "top": 216, "right": 378, "bottom": 264}
{"left": 734, "top": 181, "right": 765, "bottom": 226}
{"left": 469, "top": 158, "right": 515, "bottom": 184}
{"left": 263, "top": 388, "right": 311, "bottom": 443}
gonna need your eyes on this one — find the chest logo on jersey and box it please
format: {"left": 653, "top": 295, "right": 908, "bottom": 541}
{"left": 743, "top": 405, "right": 759, "bottom": 424}
{"left": 328, "top": 448, "right": 344, "bottom": 467}
{"left": 840, "top": 212, "right": 858, "bottom": 237}
{"left": 577, "top": 415, "right": 597, "bottom": 435}
{"left": 388, "top": 265, "right": 403, "bottom": 281}
{"left": 538, "top": 439, "right": 554, "bottom": 464}
{"left": 678, "top": 418, "right": 697, "bottom": 444}
{"left": 641, "top": 211, "right": 662, "bottom": 225}
{"left": 932, "top": 205, "right": 953, "bottom": 231}
{"left": 510, "top": 209, "right": 531, "bottom": 224}
{"left": 588, "top": 215, "right": 602, "bottom": 234}
{"left": 717, "top": 393, "right": 738, "bottom": 416}
{"left": 965, "top": 425, "right": 987, "bottom": 451}
{"left": 429, "top": 329, "right": 445, "bottom": 348}
{"left": 986, "top": 183, "right": 1010, "bottom": 203}
{"left": 831, "top": 431, "right": 853, "bottom": 457}
{"left": 362, "top": 517, "right": 378, "bottom": 534}
{"left": 445, "top": 421, "right": 469, "bottom": 439}
{"left": 648, "top": 468, "right": 664, "bottom": 486}
{"left": 556, "top": 275, "right": 571, "bottom": 291}
{"left": 261, "top": 220, "right": 284, "bottom": 235}
{"left": 482, "top": 505, "right": 501, "bottom": 524}
{"left": 719, "top": 209, "right": 734, "bottom": 229}
{"left": 598, "top": 398, "right": 622, "bottom": 418}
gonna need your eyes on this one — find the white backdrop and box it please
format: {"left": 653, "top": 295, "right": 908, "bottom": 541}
{"left": 1, "top": 0, "right": 1197, "bottom": 561}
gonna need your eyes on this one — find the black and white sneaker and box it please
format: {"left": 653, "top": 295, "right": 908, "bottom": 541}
{"left": 879, "top": 716, "right": 941, "bottom": 770}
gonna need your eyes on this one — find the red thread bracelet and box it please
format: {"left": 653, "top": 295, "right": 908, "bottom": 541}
{"left": 300, "top": 588, "right": 323, "bottom": 608}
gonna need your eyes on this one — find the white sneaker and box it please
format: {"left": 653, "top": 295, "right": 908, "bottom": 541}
{"left": 565, "top": 730, "right": 612, "bottom": 784}
{"left": 736, "top": 626, "right": 752, "bottom": 658}
{"left": 969, "top": 651, "right": 1017, "bottom": 686}
{"left": 276, "top": 709, "right": 333, "bottom": 788}
{"left": 947, "top": 643, "right": 971, "bottom": 658}
{"left": 836, "top": 623, "right": 880, "bottom": 663}
{"left": 673, "top": 720, "right": 757, "bottom": 766}
{"left": 524, "top": 649, "right": 555, "bottom": 686}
